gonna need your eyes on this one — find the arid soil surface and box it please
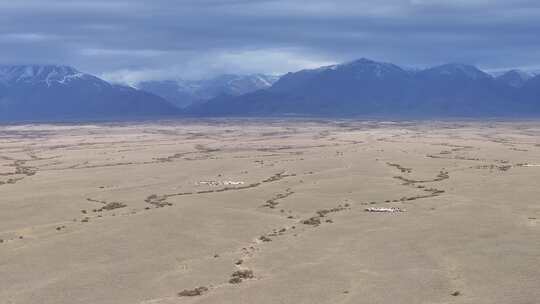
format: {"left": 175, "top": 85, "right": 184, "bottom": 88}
{"left": 1, "top": 120, "right": 539, "bottom": 304}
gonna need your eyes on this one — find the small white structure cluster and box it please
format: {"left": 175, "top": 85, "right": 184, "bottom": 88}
{"left": 364, "top": 207, "right": 404, "bottom": 213}
{"left": 197, "top": 180, "right": 245, "bottom": 186}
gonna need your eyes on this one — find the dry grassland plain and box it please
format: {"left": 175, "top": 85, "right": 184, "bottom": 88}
{"left": 0, "top": 120, "right": 539, "bottom": 304}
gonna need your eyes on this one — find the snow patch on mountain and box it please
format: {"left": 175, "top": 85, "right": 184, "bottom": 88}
{"left": 137, "top": 74, "right": 280, "bottom": 108}
{"left": 0, "top": 65, "right": 93, "bottom": 87}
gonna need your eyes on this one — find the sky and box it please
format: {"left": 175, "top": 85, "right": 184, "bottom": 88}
{"left": 1, "top": 0, "right": 540, "bottom": 84}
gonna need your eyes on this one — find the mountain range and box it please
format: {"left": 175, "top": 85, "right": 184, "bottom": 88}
{"left": 0, "top": 65, "right": 178, "bottom": 122}
{"left": 0, "top": 59, "right": 539, "bottom": 122}
{"left": 187, "top": 58, "right": 540, "bottom": 117}
{"left": 137, "top": 74, "right": 279, "bottom": 108}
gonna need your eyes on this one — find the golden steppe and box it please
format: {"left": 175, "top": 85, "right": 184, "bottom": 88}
{"left": 1, "top": 120, "right": 539, "bottom": 304}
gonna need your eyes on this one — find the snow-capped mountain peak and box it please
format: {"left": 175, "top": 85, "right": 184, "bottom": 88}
{"left": 0, "top": 65, "right": 88, "bottom": 87}
{"left": 0, "top": 64, "right": 179, "bottom": 121}
{"left": 345, "top": 58, "right": 406, "bottom": 78}
{"left": 309, "top": 58, "right": 407, "bottom": 79}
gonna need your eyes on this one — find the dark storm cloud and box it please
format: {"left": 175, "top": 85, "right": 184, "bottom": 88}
{"left": 1, "top": 0, "right": 539, "bottom": 83}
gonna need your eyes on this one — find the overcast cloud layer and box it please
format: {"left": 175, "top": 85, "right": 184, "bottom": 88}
{"left": 1, "top": 0, "right": 540, "bottom": 84}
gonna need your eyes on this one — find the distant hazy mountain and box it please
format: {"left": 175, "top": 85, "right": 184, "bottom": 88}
{"left": 137, "top": 74, "right": 279, "bottom": 108}
{"left": 187, "top": 58, "right": 540, "bottom": 117}
{"left": 495, "top": 70, "right": 533, "bottom": 88}
{"left": 0, "top": 65, "right": 178, "bottom": 121}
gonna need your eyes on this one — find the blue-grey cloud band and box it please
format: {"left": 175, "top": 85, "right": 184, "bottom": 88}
{"left": 1, "top": 0, "right": 539, "bottom": 83}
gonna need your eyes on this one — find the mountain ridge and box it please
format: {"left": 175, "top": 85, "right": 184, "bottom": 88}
{"left": 1, "top": 60, "right": 539, "bottom": 121}
{"left": 0, "top": 65, "right": 179, "bottom": 122}
{"left": 186, "top": 58, "right": 540, "bottom": 117}
{"left": 137, "top": 74, "right": 279, "bottom": 108}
